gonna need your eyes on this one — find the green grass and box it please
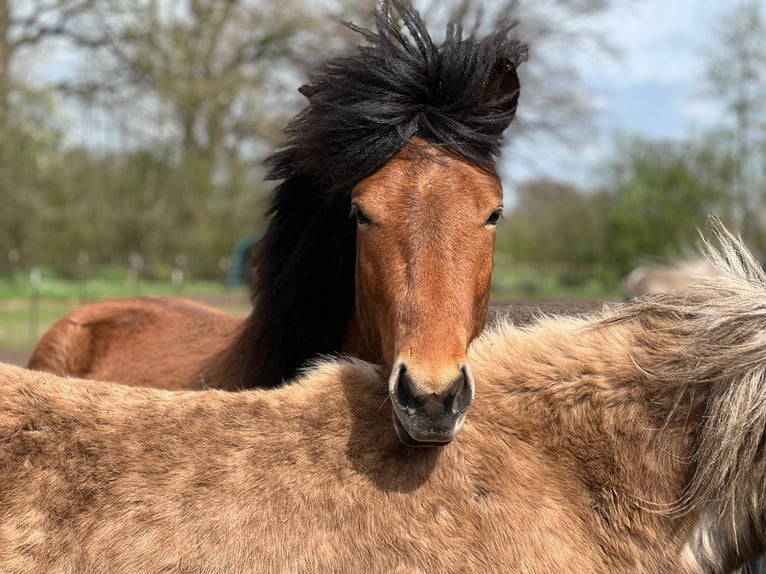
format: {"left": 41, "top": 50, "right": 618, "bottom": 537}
{"left": 0, "top": 273, "right": 242, "bottom": 300}
{"left": 0, "top": 298, "right": 83, "bottom": 350}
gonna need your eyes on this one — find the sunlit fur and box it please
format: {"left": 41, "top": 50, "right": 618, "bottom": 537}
{"left": 5, "top": 219, "right": 766, "bottom": 572}
{"left": 28, "top": 0, "right": 525, "bottom": 414}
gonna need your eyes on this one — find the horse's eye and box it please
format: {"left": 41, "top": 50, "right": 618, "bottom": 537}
{"left": 485, "top": 208, "right": 503, "bottom": 227}
{"left": 351, "top": 204, "right": 372, "bottom": 227}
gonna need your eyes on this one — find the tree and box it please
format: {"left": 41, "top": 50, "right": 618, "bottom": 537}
{"left": 0, "top": 0, "right": 97, "bottom": 138}
{"left": 598, "top": 135, "right": 738, "bottom": 277}
{"left": 0, "top": 1, "right": 105, "bottom": 272}
{"left": 61, "top": 0, "right": 375, "bottom": 167}
{"left": 0, "top": 90, "right": 65, "bottom": 272}
{"left": 500, "top": 178, "right": 606, "bottom": 273}
{"left": 699, "top": 0, "right": 766, "bottom": 246}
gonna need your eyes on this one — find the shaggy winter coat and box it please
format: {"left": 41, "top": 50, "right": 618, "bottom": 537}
{"left": 1, "top": 222, "right": 765, "bottom": 573}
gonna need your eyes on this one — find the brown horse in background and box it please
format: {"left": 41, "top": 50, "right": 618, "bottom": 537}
{"left": 28, "top": 0, "right": 527, "bottom": 446}
{"left": 27, "top": 296, "right": 243, "bottom": 388}
{"left": 3, "top": 221, "right": 766, "bottom": 572}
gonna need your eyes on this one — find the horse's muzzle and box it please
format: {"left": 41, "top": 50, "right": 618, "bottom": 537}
{"left": 389, "top": 363, "right": 474, "bottom": 447}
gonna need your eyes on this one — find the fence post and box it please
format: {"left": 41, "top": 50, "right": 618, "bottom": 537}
{"left": 28, "top": 266, "right": 41, "bottom": 345}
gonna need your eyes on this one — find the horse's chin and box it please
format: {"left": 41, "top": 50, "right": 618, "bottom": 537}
{"left": 392, "top": 411, "right": 455, "bottom": 448}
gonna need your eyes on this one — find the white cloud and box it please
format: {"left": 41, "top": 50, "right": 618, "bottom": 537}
{"left": 681, "top": 97, "right": 725, "bottom": 128}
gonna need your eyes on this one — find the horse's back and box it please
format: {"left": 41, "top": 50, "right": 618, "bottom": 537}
{"left": 27, "top": 296, "right": 243, "bottom": 390}
{"left": 621, "top": 259, "right": 719, "bottom": 298}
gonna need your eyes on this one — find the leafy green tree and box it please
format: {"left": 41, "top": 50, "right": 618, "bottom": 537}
{"left": 598, "top": 135, "right": 739, "bottom": 277}
{"left": 0, "top": 88, "right": 68, "bottom": 273}
{"left": 500, "top": 178, "right": 606, "bottom": 273}
{"left": 699, "top": 0, "right": 766, "bottom": 246}
{"left": 0, "top": 0, "right": 99, "bottom": 273}
{"left": 0, "top": 0, "right": 96, "bottom": 138}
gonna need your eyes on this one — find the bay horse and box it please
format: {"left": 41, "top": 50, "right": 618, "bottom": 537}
{"left": 27, "top": 0, "right": 526, "bottom": 446}
{"left": 4, "top": 221, "right": 766, "bottom": 573}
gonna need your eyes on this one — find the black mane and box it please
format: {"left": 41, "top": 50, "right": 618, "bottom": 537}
{"left": 213, "top": 0, "right": 527, "bottom": 389}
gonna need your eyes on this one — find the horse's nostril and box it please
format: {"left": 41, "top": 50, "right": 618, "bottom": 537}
{"left": 395, "top": 364, "right": 421, "bottom": 411}
{"left": 395, "top": 363, "right": 474, "bottom": 415}
{"left": 445, "top": 366, "right": 473, "bottom": 413}
{"left": 391, "top": 363, "right": 474, "bottom": 446}
{"left": 447, "top": 368, "right": 466, "bottom": 399}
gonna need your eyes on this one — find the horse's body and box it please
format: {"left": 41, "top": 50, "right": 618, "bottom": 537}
{"left": 621, "top": 258, "right": 719, "bottom": 299}
{"left": 28, "top": 1, "right": 526, "bottom": 445}
{"left": 4, "top": 223, "right": 766, "bottom": 573}
{"left": 27, "top": 296, "right": 241, "bottom": 390}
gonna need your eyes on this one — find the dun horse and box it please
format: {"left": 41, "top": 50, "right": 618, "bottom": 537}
{"left": 621, "top": 257, "right": 719, "bottom": 299}
{"left": 28, "top": 0, "right": 526, "bottom": 446}
{"left": 3, "top": 221, "right": 766, "bottom": 573}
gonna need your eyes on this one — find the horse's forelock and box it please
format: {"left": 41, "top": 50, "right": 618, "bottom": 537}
{"left": 267, "top": 0, "right": 527, "bottom": 191}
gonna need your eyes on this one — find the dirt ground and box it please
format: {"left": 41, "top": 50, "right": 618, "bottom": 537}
{"left": 490, "top": 299, "right": 609, "bottom": 326}
{"left": 0, "top": 348, "right": 28, "bottom": 367}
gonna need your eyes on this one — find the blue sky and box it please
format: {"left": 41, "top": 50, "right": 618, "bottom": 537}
{"left": 509, "top": 0, "right": 733, "bottom": 186}
{"left": 591, "top": 0, "right": 725, "bottom": 135}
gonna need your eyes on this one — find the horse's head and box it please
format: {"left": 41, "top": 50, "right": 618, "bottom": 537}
{"left": 346, "top": 142, "right": 503, "bottom": 446}
{"left": 333, "top": 12, "right": 522, "bottom": 446}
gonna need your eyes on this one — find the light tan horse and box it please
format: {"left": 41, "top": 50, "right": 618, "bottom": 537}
{"left": 621, "top": 257, "right": 720, "bottom": 298}
{"left": 28, "top": 0, "right": 526, "bottom": 446}
{"left": 3, "top": 221, "right": 766, "bottom": 572}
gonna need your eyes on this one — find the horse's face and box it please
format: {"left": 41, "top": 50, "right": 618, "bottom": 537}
{"left": 349, "top": 141, "right": 503, "bottom": 447}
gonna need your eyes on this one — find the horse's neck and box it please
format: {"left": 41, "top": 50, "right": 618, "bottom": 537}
{"left": 200, "top": 306, "right": 364, "bottom": 391}
{"left": 340, "top": 311, "right": 384, "bottom": 365}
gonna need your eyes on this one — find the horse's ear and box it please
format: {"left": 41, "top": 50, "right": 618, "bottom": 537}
{"left": 299, "top": 84, "right": 319, "bottom": 100}
{"left": 478, "top": 56, "right": 520, "bottom": 113}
